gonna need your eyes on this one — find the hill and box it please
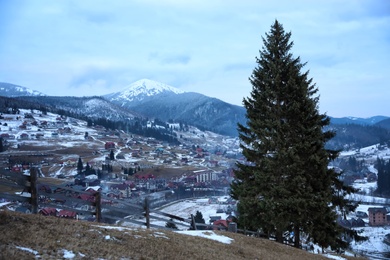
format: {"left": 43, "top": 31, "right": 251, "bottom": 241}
{"left": 0, "top": 82, "right": 45, "bottom": 97}
{"left": 0, "top": 210, "right": 355, "bottom": 260}
{"left": 375, "top": 118, "right": 390, "bottom": 130}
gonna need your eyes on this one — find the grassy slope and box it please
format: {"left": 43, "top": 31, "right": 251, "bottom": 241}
{"left": 0, "top": 210, "right": 365, "bottom": 260}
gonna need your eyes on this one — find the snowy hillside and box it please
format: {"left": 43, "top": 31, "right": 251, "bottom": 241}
{"left": 0, "top": 82, "right": 45, "bottom": 97}
{"left": 339, "top": 143, "right": 390, "bottom": 162}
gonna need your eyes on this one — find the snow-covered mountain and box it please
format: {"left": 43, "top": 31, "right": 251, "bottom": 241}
{"left": 0, "top": 82, "right": 46, "bottom": 97}
{"left": 103, "top": 79, "right": 246, "bottom": 137}
{"left": 104, "top": 79, "right": 185, "bottom": 103}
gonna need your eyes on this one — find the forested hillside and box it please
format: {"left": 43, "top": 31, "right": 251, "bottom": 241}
{"left": 326, "top": 124, "right": 390, "bottom": 150}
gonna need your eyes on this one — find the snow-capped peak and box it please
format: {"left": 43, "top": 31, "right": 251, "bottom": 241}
{"left": 109, "top": 79, "right": 185, "bottom": 102}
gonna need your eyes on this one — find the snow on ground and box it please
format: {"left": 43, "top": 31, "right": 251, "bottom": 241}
{"left": 352, "top": 179, "right": 376, "bottom": 195}
{"left": 350, "top": 226, "right": 390, "bottom": 255}
{"left": 0, "top": 201, "right": 12, "bottom": 207}
{"left": 176, "top": 230, "right": 233, "bottom": 244}
{"left": 340, "top": 144, "right": 390, "bottom": 161}
{"left": 15, "top": 246, "right": 40, "bottom": 257}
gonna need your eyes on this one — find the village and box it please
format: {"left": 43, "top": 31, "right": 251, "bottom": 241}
{"left": 0, "top": 109, "right": 240, "bottom": 224}
{"left": 2, "top": 109, "right": 390, "bottom": 257}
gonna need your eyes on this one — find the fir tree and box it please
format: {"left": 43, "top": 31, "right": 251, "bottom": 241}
{"left": 85, "top": 162, "right": 91, "bottom": 172}
{"left": 77, "top": 157, "right": 83, "bottom": 174}
{"left": 230, "top": 20, "right": 364, "bottom": 250}
{"left": 0, "top": 137, "right": 3, "bottom": 152}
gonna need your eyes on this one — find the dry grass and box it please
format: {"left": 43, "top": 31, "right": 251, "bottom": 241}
{"left": 0, "top": 210, "right": 366, "bottom": 260}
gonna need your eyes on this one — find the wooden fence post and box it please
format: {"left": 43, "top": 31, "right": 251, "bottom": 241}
{"left": 95, "top": 192, "right": 101, "bottom": 222}
{"left": 144, "top": 197, "right": 150, "bottom": 229}
{"left": 29, "top": 167, "right": 38, "bottom": 214}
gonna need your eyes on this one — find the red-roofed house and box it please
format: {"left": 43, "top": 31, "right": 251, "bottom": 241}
{"left": 39, "top": 207, "right": 57, "bottom": 216}
{"left": 212, "top": 219, "right": 231, "bottom": 230}
{"left": 58, "top": 210, "right": 77, "bottom": 219}
{"left": 105, "top": 142, "right": 115, "bottom": 150}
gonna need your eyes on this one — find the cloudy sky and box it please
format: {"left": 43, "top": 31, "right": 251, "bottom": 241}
{"left": 0, "top": 0, "right": 389, "bottom": 117}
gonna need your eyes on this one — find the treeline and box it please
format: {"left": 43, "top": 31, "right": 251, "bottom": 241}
{"left": 86, "top": 117, "right": 180, "bottom": 145}
{"left": 326, "top": 124, "right": 390, "bottom": 150}
{"left": 376, "top": 158, "right": 390, "bottom": 197}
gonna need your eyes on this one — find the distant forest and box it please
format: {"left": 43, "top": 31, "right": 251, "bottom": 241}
{"left": 325, "top": 124, "right": 390, "bottom": 150}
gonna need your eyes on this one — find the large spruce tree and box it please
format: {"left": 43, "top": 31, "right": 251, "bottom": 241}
{"left": 231, "top": 20, "right": 363, "bottom": 250}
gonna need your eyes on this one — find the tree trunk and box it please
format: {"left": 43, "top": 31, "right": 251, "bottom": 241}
{"left": 294, "top": 225, "right": 300, "bottom": 248}
{"left": 275, "top": 230, "right": 284, "bottom": 244}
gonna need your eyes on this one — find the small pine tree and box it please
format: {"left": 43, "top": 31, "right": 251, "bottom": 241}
{"left": 165, "top": 218, "right": 178, "bottom": 229}
{"left": 194, "top": 211, "right": 206, "bottom": 230}
{"left": 77, "top": 157, "right": 83, "bottom": 174}
{"left": 110, "top": 150, "right": 115, "bottom": 160}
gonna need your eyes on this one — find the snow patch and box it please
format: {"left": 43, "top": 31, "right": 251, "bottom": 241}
{"left": 176, "top": 230, "right": 233, "bottom": 244}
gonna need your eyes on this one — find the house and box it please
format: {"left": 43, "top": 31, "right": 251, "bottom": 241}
{"left": 58, "top": 210, "right": 77, "bottom": 219}
{"left": 19, "top": 133, "right": 29, "bottom": 139}
{"left": 105, "top": 189, "right": 123, "bottom": 199}
{"left": 356, "top": 211, "right": 368, "bottom": 218}
{"left": 39, "top": 207, "right": 57, "bottom": 216}
{"left": 209, "top": 215, "right": 221, "bottom": 224}
{"left": 105, "top": 142, "right": 115, "bottom": 150}
{"left": 0, "top": 133, "right": 9, "bottom": 140}
{"left": 368, "top": 207, "right": 388, "bottom": 226}
{"left": 212, "top": 219, "right": 231, "bottom": 230}
{"left": 36, "top": 133, "right": 44, "bottom": 139}
{"left": 38, "top": 184, "right": 52, "bottom": 193}
{"left": 207, "top": 160, "right": 219, "bottom": 167}
{"left": 78, "top": 193, "right": 95, "bottom": 202}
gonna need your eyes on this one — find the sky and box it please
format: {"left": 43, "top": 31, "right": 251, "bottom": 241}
{"left": 0, "top": 0, "right": 389, "bottom": 118}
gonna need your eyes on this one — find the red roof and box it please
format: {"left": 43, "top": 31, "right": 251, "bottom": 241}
{"left": 39, "top": 207, "right": 57, "bottom": 216}
{"left": 78, "top": 194, "right": 95, "bottom": 202}
{"left": 58, "top": 210, "right": 77, "bottom": 218}
{"left": 212, "top": 219, "right": 230, "bottom": 229}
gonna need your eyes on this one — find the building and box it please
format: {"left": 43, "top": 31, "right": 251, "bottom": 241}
{"left": 368, "top": 207, "right": 388, "bottom": 226}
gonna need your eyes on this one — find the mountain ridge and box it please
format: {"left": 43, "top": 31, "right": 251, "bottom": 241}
{"left": 0, "top": 80, "right": 389, "bottom": 138}
{"left": 0, "top": 82, "right": 46, "bottom": 97}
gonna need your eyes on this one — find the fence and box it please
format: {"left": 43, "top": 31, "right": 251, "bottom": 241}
{"left": 0, "top": 168, "right": 196, "bottom": 230}
{"left": 0, "top": 168, "right": 252, "bottom": 234}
